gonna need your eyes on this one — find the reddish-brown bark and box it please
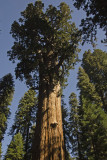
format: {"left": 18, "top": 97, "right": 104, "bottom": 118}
{"left": 32, "top": 80, "right": 65, "bottom": 160}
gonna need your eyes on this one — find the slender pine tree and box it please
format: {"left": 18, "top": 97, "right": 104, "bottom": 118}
{"left": 69, "top": 93, "right": 81, "bottom": 159}
{"left": 10, "top": 88, "right": 37, "bottom": 160}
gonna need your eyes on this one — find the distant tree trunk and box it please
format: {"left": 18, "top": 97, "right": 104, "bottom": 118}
{"left": 32, "top": 72, "right": 65, "bottom": 160}
{"left": 77, "top": 134, "right": 82, "bottom": 160}
{"left": 0, "top": 143, "right": 2, "bottom": 160}
{"left": 24, "top": 125, "right": 29, "bottom": 160}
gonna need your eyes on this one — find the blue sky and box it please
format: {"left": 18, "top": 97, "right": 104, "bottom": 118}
{"left": 0, "top": 0, "right": 106, "bottom": 158}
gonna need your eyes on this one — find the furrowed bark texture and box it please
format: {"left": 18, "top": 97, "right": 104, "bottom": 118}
{"left": 32, "top": 78, "right": 65, "bottom": 160}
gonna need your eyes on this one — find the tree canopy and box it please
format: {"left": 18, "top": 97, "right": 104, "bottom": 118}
{"left": 73, "top": 0, "right": 107, "bottom": 43}
{"left": 81, "top": 49, "right": 107, "bottom": 112}
{"left": 8, "top": 1, "right": 80, "bottom": 88}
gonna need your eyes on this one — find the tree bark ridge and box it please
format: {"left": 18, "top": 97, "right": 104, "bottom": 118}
{"left": 32, "top": 81, "right": 65, "bottom": 160}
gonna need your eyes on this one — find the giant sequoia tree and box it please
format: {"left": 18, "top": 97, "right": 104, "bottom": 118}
{"left": 8, "top": 1, "right": 80, "bottom": 160}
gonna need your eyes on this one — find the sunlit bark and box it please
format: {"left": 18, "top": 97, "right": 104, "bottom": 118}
{"left": 32, "top": 77, "right": 65, "bottom": 160}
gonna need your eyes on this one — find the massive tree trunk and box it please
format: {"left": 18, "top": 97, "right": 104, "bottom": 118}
{"left": 32, "top": 73, "right": 65, "bottom": 160}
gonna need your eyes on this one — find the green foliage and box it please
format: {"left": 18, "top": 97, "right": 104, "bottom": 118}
{"left": 67, "top": 49, "right": 107, "bottom": 159}
{"left": 81, "top": 49, "right": 107, "bottom": 111}
{"left": 10, "top": 88, "right": 37, "bottom": 134}
{"left": 77, "top": 67, "right": 102, "bottom": 106}
{"left": 8, "top": 1, "right": 80, "bottom": 88}
{"left": 79, "top": 97, "right": 107, "bottom": 160}
{"left": 69, "top": 85, "right": 107, "bottom": 160}
{"left": 68, "top": 91, "right": 106, "bottom": 159}
{"left": 0, "top": 74, "right": 14, "bottom": 142}
{"left": 73, "top": 0, "right": 107, "bottom": 43}
{"left": 0, "top": 74, "right": 14, "bottom": 106}
{"left": 74, "top": 49, "right": 107, "bottom": 159}
{"left": 4, "top": 133, "right": 24, "bottom": 160}
{"left": 10, "top": 88, "right": 37, "bottom": 160}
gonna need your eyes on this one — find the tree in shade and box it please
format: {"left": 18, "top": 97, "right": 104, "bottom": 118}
{"left": 0, "top": 74, "right": 14, "bottom": 158}
{"left": 73, "top": 0, "right": 107, "bottom": 43}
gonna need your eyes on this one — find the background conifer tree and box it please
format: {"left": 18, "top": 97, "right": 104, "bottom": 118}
{"left": 73, "top": 49, "right": 107, "bottom": 159}
{"left": 81, "top": 49, "right": 107, "bottom": 112}
{"left": 10, "top": 88, "right": 37, "bottom": 160}
{"left": 4, "top": 132, "right": 24, "bottom": 160}
{"left": 79, "top": 97, "right": 107, "bottom": 160}
{"left": 0, "top": 74, "right": 14, "bottom": 158}
{"left": 69, "top": 93, "right": 81, "bottom": 159}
